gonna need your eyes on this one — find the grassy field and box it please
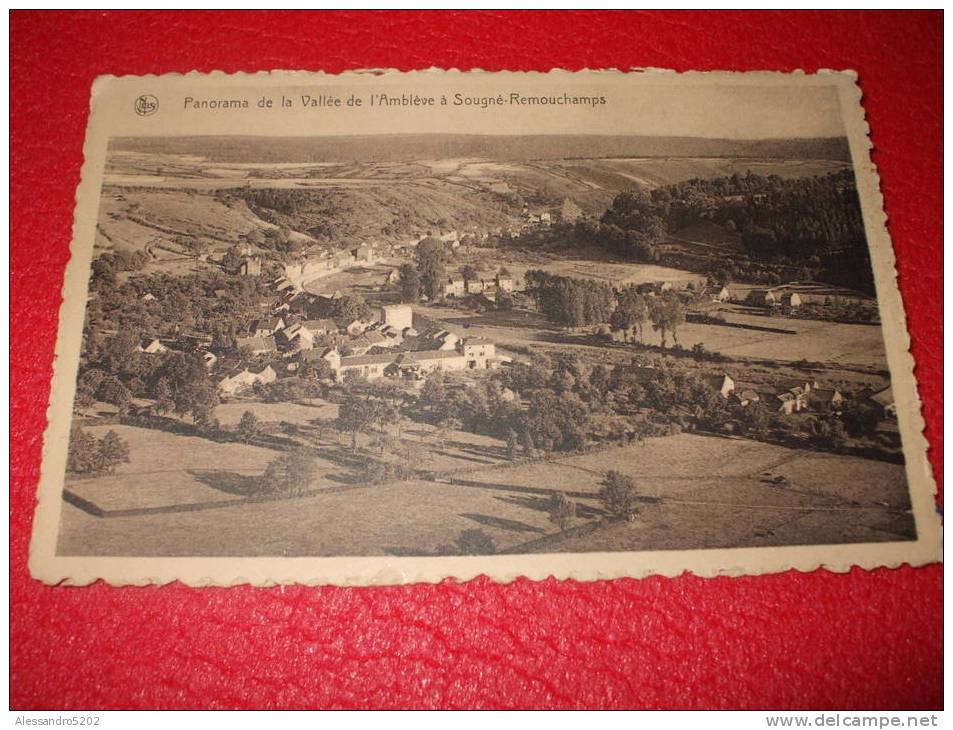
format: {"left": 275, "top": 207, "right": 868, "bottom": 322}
{"left": 57, "top": 433, "right": 914, "bottom": 557}
{"left": 415, "top": 298, "right": 889, "bottom": 371}
{"left": 669, "top": 306, "right": 889, "bottom": 368}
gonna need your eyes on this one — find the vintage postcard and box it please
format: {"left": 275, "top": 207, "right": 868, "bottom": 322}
{"left": 29, "top": 69, "right": 941, "bottom": 586}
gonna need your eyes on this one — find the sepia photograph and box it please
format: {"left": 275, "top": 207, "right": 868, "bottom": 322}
{"left": 28, "top": 70, "right": 940, "bottom": 585}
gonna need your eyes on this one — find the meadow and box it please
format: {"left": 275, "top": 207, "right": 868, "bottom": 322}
{"left": 57, "top": 433, "right": 913, "bottom": 557}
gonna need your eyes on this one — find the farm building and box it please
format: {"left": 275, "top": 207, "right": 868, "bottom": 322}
{"left": 250, "top": 316, "right": 285, "bottom": 338}
{"left": 729, "top": 383, "right": 762, "bottom": 407}
{"left": 746, "top": 289, "right": 780, "bottom": 307}
{"left": 781, "top": 292, "right": 802, "bottom": 308}
{"left": 301, "top": 318, "right": 338, "bottom": 336}
{"left": 319, "top": 336, "right": 500, "bottom": 382}
{"left": 775, "top": 283, "right": 873, "bottom": 306}
{"left": 137, "top": 338, "right": 169, "bottom": 355}
{"left": 713, "top": 286, "right": 734, "bottom": 303}
{"left": 443, "top": 276, "right": 466, "bottom": 298}
{"left": 278, "top": 322, "right": 316, "bottom": 351}
{"left": 812, "top": 388, "right": 845, "bottom": 413}
{"left": 218, "top": 365, "right": 277, "bottom": 395}
{"left": 704, "top": 373, "right": 736, "bottom": 399}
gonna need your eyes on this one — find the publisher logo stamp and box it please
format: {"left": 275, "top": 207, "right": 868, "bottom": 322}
{"left": 135, "top": 95, "right": 159, "bottom": 116}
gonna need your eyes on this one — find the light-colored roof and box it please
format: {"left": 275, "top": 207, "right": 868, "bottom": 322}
{"left": 341, "top": 353, "right": 396, "bottom": 367}
{"left": 236, "top": 335, "right": 277, "bottom": 351}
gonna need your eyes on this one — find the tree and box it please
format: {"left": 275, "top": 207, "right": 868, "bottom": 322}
{"left": 398, "top": 262, "right": 421, "bottom": 302}
{"left": 841, "top": 399, "right": 880, "bottom": 438}
{"left": 460, "top": 264, "right": 479, "bottom": 287}
{"left": 66, "top": 424, "right": 99, "bottom": 474}
{"left": 299, "top": 357, "right": 332, "bottom": 382}
{"left": 96, "top": 375, "right": 132, "bottom": 416}
{"left": 154, "top": 377, "right": 174, "bottom": 415}
{"left": 330, "top": 294, "right": 372, "bottom": 326}
{"left": 261, "top": 450, "right": 315, "bottom": 497}
{"left": 506, "top": 428, "right": 518, "bottom": 460}
{"left": 743, "top": 401, "right": 772, "bottom": 440}
{"left": 336, "top": 393, "right": 377, "bottom": 450}
{"left": 97, "top": 430, "right": 130, "bottom": 473}
{"left": 549, "top": 491, "right": 577, "bottom": 531}
{"left": 190, "top": 381, "right": 220, "bottom": 428}
{"left": 237, "top": 410, "right": 260, "bottom": 443}
{"left": 520, "top": 429, "right": 535, "bottom": 458}
{"left": 598, "top": 470, "right": 639, "bottom": 521}
{"left": 416, "top": 237, "right": 447, "bottom": 300}
{"left": 809, "top": 414, "right": 848, "bottom": 449}
{"left": 648, "top": 292, "right": 685, "bottom": 348}
{"left": 610, "top": 288, "right": 648, "bottom": 342}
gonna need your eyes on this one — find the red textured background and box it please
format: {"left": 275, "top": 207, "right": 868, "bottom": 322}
{"left": 10, "top": 11, "right": 943, "bottom": 710}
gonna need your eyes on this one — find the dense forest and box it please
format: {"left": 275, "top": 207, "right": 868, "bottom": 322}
{"left": 516, "top": 169, "right": 874, "bottom": 295}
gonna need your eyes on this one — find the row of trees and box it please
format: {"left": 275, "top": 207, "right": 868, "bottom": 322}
{"left": 67, "top": 426, "right": 130, "bottom": 475}
{"left": 523, "top": 271, "right": 687, "bottom": 348}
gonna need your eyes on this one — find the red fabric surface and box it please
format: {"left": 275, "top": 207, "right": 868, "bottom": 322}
{"left": 10, "top": 11, "right": 942, "bottom": 710}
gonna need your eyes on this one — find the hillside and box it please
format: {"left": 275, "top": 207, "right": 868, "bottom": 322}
{"left": 110, "top": 134, "right": 852, "bottom": 163}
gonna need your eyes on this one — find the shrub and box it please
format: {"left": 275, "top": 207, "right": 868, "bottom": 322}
{"left": 598, "top": 470, "right": 639, "bottom": 521}
{"left": 455, "top": 529, "right": 496, "bottom": 555}
{"left": 549, "top": 491, "right": 577, "bottom": 531}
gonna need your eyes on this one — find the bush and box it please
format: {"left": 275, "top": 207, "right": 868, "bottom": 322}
{"left": 455, "top": 529, "right": 496, "bottom": 555}
{"left": 259, "top": 450, "right": 315, "bottom": 497}
{"left": 549, "top": 491, "right": 577, "bottom": 531}
{"left": 598, "top": 470, "right": 639, "bottom": 521}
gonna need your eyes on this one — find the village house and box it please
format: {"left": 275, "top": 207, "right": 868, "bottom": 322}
{"left": 461, "top": 337, "right": 496, "bottom": 369}
{"left": 380, "top": 304, "right": 414, "bottom": 332}
{"left": 278, "top": 322, "right": 315, "bottom": 351}
{"left": 136, "top": 338, "right": 169, "bottom": 355}
{"left": 428, "top": 330, "right": 460, "bottom": 351}
{"left": 811, "top": 387, "right": 845, "bottom": 413}
{"left": 704, "top": 373, "right": 736, "bottom": 399}
{"left": 771, "top": 381, "right": 814, "bottom": 414}
{"left": 729, "top": 383, "right": 762, "bottom": 407}
{"left": 141, "top": 292, "right": 156, "bottom": 303}
{"left": 239, "top": 256, "right": 262, "bottom": 277}
{"left": 345, "top": 318, "right": 375, "bottom": 337}
{"left": 465, "top": 278, "right": 487, "bottom": 295}
{"left": 495, "top": 272, "right": 515, "bottom": 293}
{"left": 443, "top": 276, "right": 466, "bottom": 298}
{"left": 319, "top": 336, "right": 499, "bottom": 383}
{"left": 746, "top": 289, "right": 780, "bottom": 307}
{"left": 250, "top": 316, "right": 285, "bottom": 338}
{"left": 301, "top": 318, "right": 338, "bottom": 337}
{"left": 781, "top": 292, "right": 802, "bottom": 309}
{"left": 712, "top": 286, "right": 734, "bottom": 303}
{"left": 217, "top": 364, "right": 277, "bottom": 395}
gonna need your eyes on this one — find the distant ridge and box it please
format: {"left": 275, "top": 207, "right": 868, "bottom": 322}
{"left": 110, "top": 134, "right": 852, "bottom": 163}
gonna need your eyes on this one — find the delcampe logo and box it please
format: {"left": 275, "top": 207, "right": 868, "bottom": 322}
{"left": 134, "top": 95, "right": 159, "bottom": 116}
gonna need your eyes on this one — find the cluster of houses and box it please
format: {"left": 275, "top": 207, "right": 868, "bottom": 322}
{"left": 216, "top": 303, "right": 503, "bottom": 394}
{"left": 705, "top": 371, "right": 895, "bottom": 419}
{"left": 442, "top": 270, "right": 521, "bottom": 299}
{"left": 744, "top": 283, "right": 873, "bottom": 309}
{"left": 274, "top": 244, "right": 379, "bottom": 289}
{"left": 616, "top": 359, "right": 893, "bottom": 420}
